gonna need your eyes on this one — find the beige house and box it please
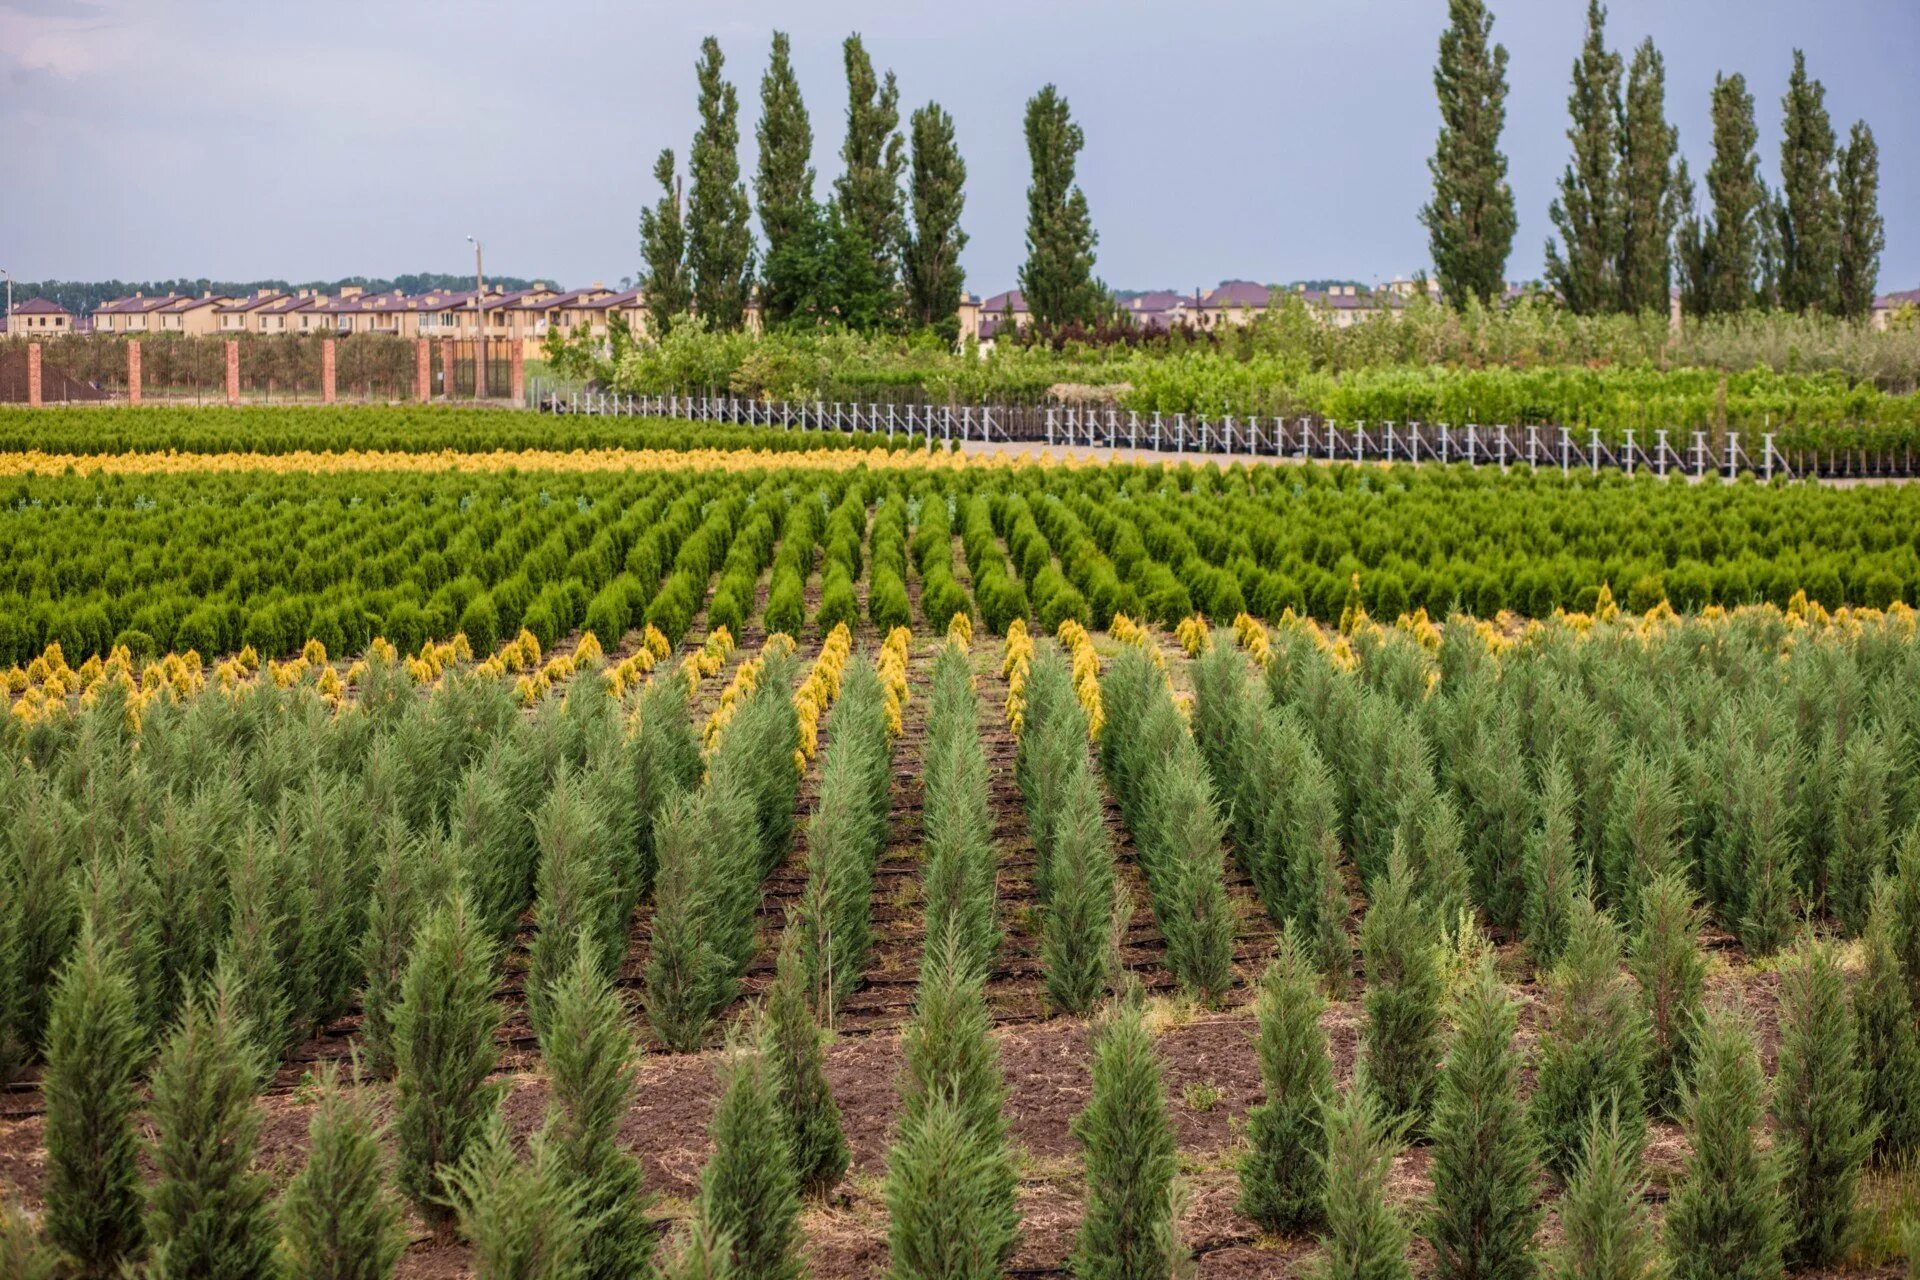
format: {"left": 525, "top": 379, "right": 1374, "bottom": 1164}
{"left": 10, "top": 298, "right": 73, "bottom": 334}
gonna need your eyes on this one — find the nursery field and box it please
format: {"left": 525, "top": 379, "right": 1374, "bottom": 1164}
{"left": 2, "top": 601, "right": 1918, "bottom": 1280}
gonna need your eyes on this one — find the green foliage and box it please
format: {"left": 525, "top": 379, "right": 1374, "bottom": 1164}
{"left": 1679, "top": 73, "right": 1766, "bottom": 317}
{"left": 1523, "top": 754, "right": 1584, "bottom": 972}
{"left": 640, "top": 150, "right": 692, "bottom": 337}
{"left": 754, "top": 32, "right": 820, "bottom": 331}
{"left": 1313, "top": 1087, "right": 1414, "bottom": 1280}
{"left": 1627, "top": 871, "right": 1706, "bottom": 1120}
{"left": 443, "top": 1115, "right": 587, "bottom": 1280}
{"left": 1423, "top": 0, "right": 1516, "bottom": 308}
{"left": 0, "top": 1201, "right": 58, "bottom": 1280}
{"left": 1547, "top": 1105, "right": 1659, "bottom": 1280}
{"left": 1071, "top": 985, "right": 1182, "bottom": 1280}
{"left": 392, "top": 893, "right": 505, "bottom": 1238}
{"left": 1858, "top": 879, "right": 1920, "bottom": 1163}
{"left": 357, "top": 818, "right": 456, "bottom": 1078}
{"left": 1532, "top": 898, "right": 1648, "bottom": 1181}
{"left": 697, "top": 1046, "right": 805, "bottom": 1280}
{"left": 539, "top": 937, "right": 655, "bottom": 1280}
{"left": 1776, "top": 51, "right": 1839, "bottom": 315}
{"left": 687, "top": 38, "right": 755, "bottom": 332}
{"left": 1239, "top": 932, "right": 1336, "bottom": 1236}
{"left": 1423, "top": 956, "right": 1541, "bottom": 1280}
{"left": 1616, "top": 38, "right": 1681, "bottom": 315}
{"left": 1771, "top": 935, "right": 1874, "bottom": 1267}
{"left": 1834, "top": 121, "right": 1884, "bottom": 320}
{"left": 42, "top": 918, "right": 147, "bottom": 1277}
{"left": 885, "top": 1086, "right": 1008, "bottom": 1280}
{"left": 1019, "top": 84, "right": 1103, "bottom": 330}
{"left": 764, "top": 927, "right": 848, "bottom": 1196}
{"left": 921, "top": 643, "right": 1000, "bottom": 981}
{"left": 1664, "top": 1005, "right": 1787, "bottom": 1280}
{"left": 142, "top": 961, "right": 276, "bottom": 1280}
{"left": 904, "top": 102, "right": 969, "bottom": 341}
{"left": 526, "top": 771, "right": 623, "bottom": 1040}
{"left": 278, "top": 1065, "right": 409, "bottom": 1280}
{"left": 1359, "top": 852, "right": 1445, "bottom": 1133}
{"left": 1544, "top": 1, "right": 1622, "bottom": 316}
{"left": 833, "top": 35, "right": 907, "bottom": 331}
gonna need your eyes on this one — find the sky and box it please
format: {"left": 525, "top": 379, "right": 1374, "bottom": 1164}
{"left": 2, "top": 0, "right": 1915, "bottom": 296}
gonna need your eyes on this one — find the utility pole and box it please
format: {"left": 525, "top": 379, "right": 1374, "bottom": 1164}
{"left": 467, "top": 235, "right": 485, "bottom": 399}
{"left": 2, "top": 269, "right": 11, "bottom": 336}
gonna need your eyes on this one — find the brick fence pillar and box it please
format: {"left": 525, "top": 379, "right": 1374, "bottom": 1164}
{"left": 225, "top": 340, "right": 239, "bottom": 405}
{"left": 510, "top": 340, "right": 525, "bottom": 405}
{"left": 128, "top": 341, "right": 142, "bottom": 405}
{"left": 27, "top": 343, "right": 42, "bottom": 407}
{"left": 321, "top": 339, "right": 337, "bottom": 404}
{"left": 415, "top": 338, "right": 431, "bottom": 402}
{"left": 440, "top": 339, "right": 455, "bottom": 402}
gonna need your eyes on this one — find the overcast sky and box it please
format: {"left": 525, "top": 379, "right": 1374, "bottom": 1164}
{"left": 2, "top": 0, "right": 1914, "bottom": 295}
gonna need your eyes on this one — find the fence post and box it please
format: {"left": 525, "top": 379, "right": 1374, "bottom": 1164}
{"left": 321, "top": 339, "right": 337, "bottom": 405}
{"left": 225, "top": 340, "right": 240, "bottom": 406}
{"left": 1656, "top": 429, "right": 1668, "bottom": 477}
{"left": 440, "top": 339, "right": 455, "bottom": 402}
{"left": 26, "top": 342, "right": 41, "bottom": 407}
{"left": 1589, "top": 429, "right": 1600, "bottom": 475}
{"left": 1763, "top": 432, "right": 1775, "bottom": 481}
{"left": 415, "top": 339, "right": 431, "bottom": 402}
{"left": 510, "top": 343, "right": 525, "bottom": 406}
{"left": 1692, "top": 431, "right": 1706, "bottom": 478}
{"left": 1560, "top": 427, "right": 1570, "bottom": 475}
{"left": 1726, "top": 432, "right": 1739, "bottom": 480}
{"left": 127, "top": 340, "right": 142, "bottom": 406}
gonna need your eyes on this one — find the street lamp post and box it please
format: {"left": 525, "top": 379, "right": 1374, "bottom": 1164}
{"left": 467, "top": 235, "right": 485, "bottom": 400}
{"left": 2, "top": 269, "right": 12, "bottom": 337}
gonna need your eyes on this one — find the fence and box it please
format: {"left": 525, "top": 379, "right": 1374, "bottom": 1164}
{"left": 532, "top": 384, "right": 1812, "bottom": 481}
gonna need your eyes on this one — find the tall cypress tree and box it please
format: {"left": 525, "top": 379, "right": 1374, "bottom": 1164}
{"left": 1776, "top": 50, "right": 1839, "bottom": 314}
{"left": 1018, "top": 84, "right": 1103, "bottom": 330}
{"left": 1834, "top": 121, "right": 1883, "bottom": 320}
{"left": 1531, "top": 898, "right": 1648, "bottom": 1182}
{"left": 833, "top": 34, "right": 906, "bottom": 330}
{"left": 1544, "top": 1, "right": 1622, "bottom": 315}
{"left": 1615, "top": 38, "right": 1680, "bottom": 315}
{"left": 1071, "top": 984, "right": 1182, "bottom": 1280}
{"left": 904, "top": 102, "right": 969, "bottom": 342}
{"left": 1678, "top": 73, "right": 1765, "bottom": 317}
{"left": 1771, "top": 937, "right": 1872, "bottom": 1268}
{"left": 1316, "top": 1088, "right": 1415, "bottom": 1280}
{"left": 1664, "top": 1005, "right": 1786, "bottom": 1280}
{"left": 1360, "top": 853, "right": 1445, "bottom": 1134}
{"left": 1239, "top": 931, "right": 1336, "bottom": 1236}
{"left": 639, "top": 149, "right": 692, "bottom": 338}
{"left": 1421, "top": 0, "right": 1516, "bottom": 309}
{"left": 756, "top": 31, "right": 825, "bottom": 330}
{"left": 688, "top": 36, "right": 755, "bottom": 332}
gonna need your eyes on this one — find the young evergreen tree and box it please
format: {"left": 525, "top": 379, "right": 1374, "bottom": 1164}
{"left": 1775, "top": 50, "right": 1839, "bottom": 314}
{"left": 1423, "top": 956, "right": 1541, "bottom": 1280}
{"left": 278, "top": 1065, "right": 408, "bottom": 1280}
{"left": 1315, "top": 1087, "right": 1414, "bottom": 1280}
{"left": 639, "top": 149, "right": 692, "bottom": 337}
{"left": 526, "top": 773, "right": 619, "bottom": 1041}
{"left": 357, "top": 820, "right": 454, "bottom": 1079}
{"left": 1626, "top": 871, "right": 1706, "bottom": 1120}
{"left": 1421, "top": 0, "right": 1516, "bottom": 308}
{"left": 1523, "top": 755, "right": 1583, "bottom": 973}
{"left": 1893, "top": 828, "right": 1920, "bottom": 1009}
{"left": 1360, "top": 853, "right": 1445, "bottom": 1133}
{"left": 1857, "top": 880, "right": 1920, "bottom": 1163}
{"left": 755, "top": 31, "right": 823, "bottom": 329}
{"left": 142, "top": 963, "right": 276, "bottom": 1280}
{"left": 1018, "top": 84, "right": 1103, "bottom": 329}
{"left": 833, "top": 34, "right": 907, "bottom": 330}
{"left": 1828, "top": 728, "right": 1893, "bottom": 934}
{"left": 1548, "top": 1106, "right": 1659, "bottom": 1280}
{"left": 903, "top": 102, "right": 969, "bottom": 341}
{"left": 1072, "top": 983, "right": 1181, "bottom": 1280}
{"left": 764, "top": 925, "right": 848, "bottom": 1196}
{"left": 1531, "top": 898, "right": 1648, "bottom": 1182}
{"left": 392, "top": 894, "right": 505, "bottom": 1241}
{"left": 1678, "top": 73, "right": 1766, "bottom": 317}
{"left": 1664, "top": 1005, "right": 1786, "bottom": 1280}
{"left": 0, "top": 1201, "right": 58, "bottom": 1280}
{"left": 1239, "top": 931, "right": 1337, "bottom": 1236}
{"left": 1771, "top": 936, "right": 1873, "bottom": 1268}
{"left": 886, "top": 1084, "right": 1007, "bottom": 1280}
{"left": 1544, "top": 1, "right": 1622, "bottom": 315}
{"left": 697, "top": 1045, "right": 805, "bottom": 1280}
{"left": 1833, "top": 120, "right": 1884, "bottom": 320}
{"left": 687, "top": 36, "right": 755, "bottom": 332}
{"left": 443, "top": 1116, "right": 586, "bottom": 1280}
{"left": 659, "top": 1219, "right": 738, "bottom": 1280}
{"left": 540, "top": 936, "right": 655, "bottom": 1280}
{"left": 42, "top": 918, "right": 147, "bottom": 1278}
{"left": 1615, "top": 38, "right": 1681, "bottom": 315}
{"left": 1040, "top": 762, "right": 1119, "bottom": 1015}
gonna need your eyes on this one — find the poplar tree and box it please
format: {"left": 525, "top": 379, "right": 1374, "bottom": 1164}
{"left": 1615, "top": 38, "right": 1681, "bottom": 315}
{"left": 1678, "top": 73, "right": 1765, "bottom": 317}
{"left": 142, "top": 965, "right": 277, "bottom": 1280}
{"left": 278, "top": 1066, "right": 409, "bottom": 1280}
{"left": 640, "top": 149, "right": 692, "bottom": 338}
{"left": 1548, "top": 1107, "right": 1659, "bottom": 1280}
{"left": 688, "top": 36, "right": 755, "bottom": 332}
{"left": 1544, "top": 1, "right": 1622, "bottom": 315}
{"left": 1423, "top": 956, "right": 1540, "bottom": 1280}
{"left": 1834, "top": 121, "right": 1884, "bottom": 319}
{"left": 42, "top": 919, "right": 147, "bottom": 1278}
{"left": 904, "top": 102, "right": 969, "bottom": 342}
{"left": 756, "top": 31, "right": 824, "bottom": 330}
{"left": 1019, "top": 85, "right": 1103, "bottom": 329}
{"left": 833, "top": 34, "right": 906, "bottom": 330}
{"left": 1776, "top": 50, "right": 1839, "bottom": 314}
{"left": 1239, "top": 932, "right": 1336, "bottom": 1236}
{"left": 1664, "top": 1006, "right": 1786, "bottom": 1280}
{"left": 1771, "top": 937, "right": 1872, "bottom": 1268}
{"left": 1073, "top": 984, "right": 1182, "bottom": 1280}
{"left": 1421, "top": 0, "right": 1516, "bottom": 308}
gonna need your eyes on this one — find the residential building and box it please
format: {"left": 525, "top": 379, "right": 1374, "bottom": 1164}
{"left": 978, "top": 289, "right": 1029, "bottom": 342}
{"left": 10, "top": 298, "right": 73, "bottom": 334}
{"left": 1872, "top": 287, "right": 1919, "bottom": 331}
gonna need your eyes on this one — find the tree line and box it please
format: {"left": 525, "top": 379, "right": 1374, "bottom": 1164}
{"left": 1425, "top": 0, "right": 1885, "bottom": 318}
{"left": 638, "top": 32, "right": 1106, "bottom": 342}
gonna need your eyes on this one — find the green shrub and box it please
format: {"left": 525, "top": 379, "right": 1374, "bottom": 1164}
{"left": 1239, "top": 931, "right": 1335, "bottom": 1236}
{"left": 1627, "top": 872, "right": 1706, "bottom": 1121}
{"left": 697, "top": 1045, "right": 804, "bottom": 1280}
{"left": 1314, "top": 1087, "right": 1413, "bottom": 1280}
{"left": 1548, "top": 1106, "right": 1659, "bottom": 1280}
{"left": 1071, "top": 984, "right": 1181, "bottom": 1280}
{"left": 1858, "top": 879, "right": 1920, "bottom": 1163}
{"left": 277, "top": 1065, "right": 408, "bottom": 1280}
